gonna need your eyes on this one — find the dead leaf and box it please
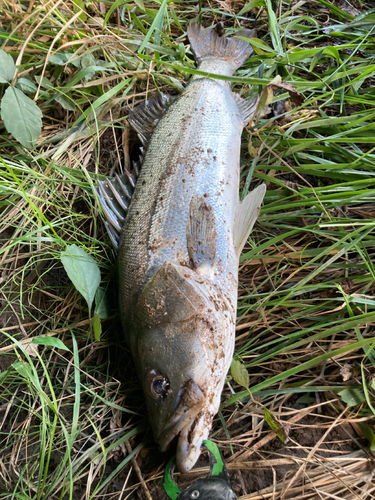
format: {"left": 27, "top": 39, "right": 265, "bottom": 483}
{"left": 110, "top": 413, "right": 126, "bottom": 457}
{"left": 286, "top": 181, "right": 300, "bottom": 192}
{"left": 122, "top": 123, "right": 131, "bottom": 170}
{"left": 217, "top": 0, "right": 233, "bottom": 13}
{"left": 25, "top": 342, "right": 39, "bottom": 357}
{"left": 38, "top": 35, "right": 51, "bottom": 43}
{"left": 340, "top": 3, "right": 360, "bottom": 16}
{"left": 270, "top": 80, "right": 303, "bottom": 107}
{"left": 61, "top": 34, "right": 69, "bottom": 50}
{"left": 340, "top": 363, "right": 352, "bottom": 382}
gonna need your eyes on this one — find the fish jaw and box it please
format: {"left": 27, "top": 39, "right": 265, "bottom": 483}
{"left": 176, "top": 410, "right": 213, "bottom": 473}
{"left": 156, "top": 380, "right": 216, "bottom": 473}
{"left": 157, "top": 379, "right": 206, "bottom": 452}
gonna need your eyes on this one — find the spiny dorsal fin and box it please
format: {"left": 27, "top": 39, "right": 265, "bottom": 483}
{"left": 97, "top": 94, "right": 174, "bottom": 249}
{"left": 234, "top": 184, "right": 266, "bottom": 255}
{"left": 97, "top": 171, "right": 137, "bottom": 250}
{"left": 187, "top": 194, "right": 217, "bottom": 270}
{"left": 128, "top": 93, "right": 176, "bottom": 147}
{"left": 232, "top": 93, "right": 259, "bottom": 125}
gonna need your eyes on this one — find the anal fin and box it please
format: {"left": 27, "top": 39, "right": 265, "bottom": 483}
{"left": 232, "top": 93, "right": 259, "bottom": 125}
{"left": 187, "top": 195, "right": 217, "bottom": 270}
{"left": 234, "top": 184, "right": 266, "bottom": 255}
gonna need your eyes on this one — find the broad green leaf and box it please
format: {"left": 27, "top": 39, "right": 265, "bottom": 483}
{"left": 16, "top": 77, "right": 37, "bottom": 94}
{"left": 0, "top": 49, "right": 16, "bottom": 83}
{"left": 92, "top": 313, "right": 102, "bottom": 341}
{"left": 72, "top": 0, "right": 87, "bottom": 22}
{"left": 49, "top": 53, "right": 69, "bottom": 65}
{"left": 264, "top": 408, "right": 287, "bottom": 442}
{"left": 1, "top": 87, "right": 42, "bottom": 148}
{"left": 358, "top": 422, "right": 375, "bottom": 451}
{"left": 95, "top": 286, "right": 110, "bottom": 320}
{"left": 338, "top": 387, "right": 366, "bottom": 407}
{"left": 31, "top": 336, "right": 70, "bottom": 351}
{"left": 81, "top": 53, "right": 96, "bottom": 68}
{"left": 35, "top": 75, "right": 53, "bottom": 89}
{"left": 230, "top": 358, "right": 249, "bottom": 388}
{"left": 239, "top": 0, "right": 265, "bottom": 15}
{"left": 80, "top": 53, "right": 96, "bottom": 80}
{"left": 49, "top": 51, "right": 80, "bottom": 68}
{"left": 296, "top": 394, "right": 316, "bottom": 404}
{"left": 61, "top": 244, "right": 101, "bottom": 312}
{"left": 54, "top": 94, "right": 76, "bottom": 111}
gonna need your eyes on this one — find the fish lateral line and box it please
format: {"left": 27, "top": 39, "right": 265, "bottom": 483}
{"left": 95, "top": 20, "right": 266, "bottom": 474}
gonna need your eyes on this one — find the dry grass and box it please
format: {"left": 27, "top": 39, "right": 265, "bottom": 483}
{"left": 0, "top": 0, "right": 375, "bottom": 499}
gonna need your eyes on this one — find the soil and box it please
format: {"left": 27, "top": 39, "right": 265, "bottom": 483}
{"left": 1, "top": 152, "right": 373, "bottom": 498}
{"left": 2, "top": 112, "right": 373, "bottom": 500}
{"left": 68, "top": 394, "right": 368, "bottom": 500}
{"left": 1, "top": 1, "right": 374, "bottom": 498}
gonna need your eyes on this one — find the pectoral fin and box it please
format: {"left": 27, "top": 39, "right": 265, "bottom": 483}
{"left": 187, "top": 194, "right": 217, "bottom": 270}
{"left": 234, "top": 184, "right": 266, "bottom": 255}
{"left": 232, "top": 93, "right": 259, "bottom": 125}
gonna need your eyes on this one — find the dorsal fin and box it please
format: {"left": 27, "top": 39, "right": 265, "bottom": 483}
{"left": 97, "top": 171, "right": 138, "bottom": 250}
{"left": 234, "top": 184, "right": 266, "bottom": 255}
{"left": 128, "top": 93, "right": 175, "bottom": 147}
{"left": 97, "top": 94, "right": 175, "bottom": 250}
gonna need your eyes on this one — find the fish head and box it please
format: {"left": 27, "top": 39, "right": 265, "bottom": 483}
{"left": 132, "top": 262, "right": 235, "bottom": 472}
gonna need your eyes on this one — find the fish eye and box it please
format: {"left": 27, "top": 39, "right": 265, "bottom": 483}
{"left": 190, "top": 491, "right": 200, "bottom": 499}
{"left": 146, "top": 369, "right": 169, "bottom": 399}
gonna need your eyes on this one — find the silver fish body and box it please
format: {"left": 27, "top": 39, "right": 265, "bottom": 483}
{"left": 121, "top": 74, "right": 249, "bottom": 300}
{"left": 98, "top": 23, "right": 266, "bottom": 472}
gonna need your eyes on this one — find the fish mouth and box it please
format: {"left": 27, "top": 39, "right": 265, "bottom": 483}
{"left": 157, "top": 379, "right": 212, "bottom": 472}
{"left": 176, "top": 411, "right": 213, "bottom": 473}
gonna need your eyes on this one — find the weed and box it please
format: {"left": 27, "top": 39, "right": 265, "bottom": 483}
{"left": 0, "top": 1, "right": 374, "bottom": 498}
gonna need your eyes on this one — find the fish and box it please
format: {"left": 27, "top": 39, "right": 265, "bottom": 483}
{"left": 97, "top": 22, "right": 266, "bottom": 473}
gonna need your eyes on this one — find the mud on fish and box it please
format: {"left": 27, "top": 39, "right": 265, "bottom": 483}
{"left": 97, "top": 22, "right": 266, "bottom": 473}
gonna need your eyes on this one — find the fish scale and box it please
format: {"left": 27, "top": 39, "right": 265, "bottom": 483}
{"left": 97, "top": 22, "right": 266, "bottom": 473}
{"left": 119, "top": 79, "right": 243, "bottom": 310}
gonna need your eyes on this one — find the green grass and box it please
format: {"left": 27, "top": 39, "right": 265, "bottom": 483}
{"left": 1, "top": 1, "right": 375, "bottom": 499}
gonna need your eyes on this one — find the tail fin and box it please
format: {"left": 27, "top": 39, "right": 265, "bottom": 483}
{"left": 187, "top": 22, "right": 255, "bottom": 72}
